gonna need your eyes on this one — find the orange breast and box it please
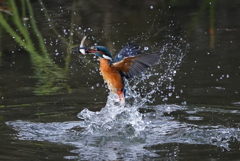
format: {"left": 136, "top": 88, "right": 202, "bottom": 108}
{"left": 99, "top": 58, "right": 124, "bottom": 94}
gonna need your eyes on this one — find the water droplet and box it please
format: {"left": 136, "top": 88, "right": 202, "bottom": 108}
{"left": 144, "top": 47, "right": 149, "bottom": 50}
{"left": 149, "top": 82, "right": 155, "bottom": 85}
{"left": 181, "top": 101, "right": 187, "bottom": 105}
{"left": 162, "top": 98, "right": 168, "bottom": 101}
{"left": 150, "top": 6, "right": 153, "bottom": 9}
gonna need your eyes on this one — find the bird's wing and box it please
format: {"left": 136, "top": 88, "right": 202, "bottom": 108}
{"left": 114, "top": 43, "right": 141, "bottom": 62}
{"left": 112, "top": 54, "right": 159, "bottom": 79}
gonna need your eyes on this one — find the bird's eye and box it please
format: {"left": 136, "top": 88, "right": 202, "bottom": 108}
{"left": 95, "top": 48, "right": 99, "bottom": 51}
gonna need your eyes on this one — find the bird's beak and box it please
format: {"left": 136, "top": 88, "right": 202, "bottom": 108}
{"left": 84, "top": 47, "right": 96, "bottom": 53}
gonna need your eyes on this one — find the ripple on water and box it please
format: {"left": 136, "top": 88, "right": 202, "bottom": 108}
{"left": 6, "top": 102, "right": 240, "bottom": 160}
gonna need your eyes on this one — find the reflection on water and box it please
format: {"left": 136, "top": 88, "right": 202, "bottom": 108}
{"left": 6, "top": 104, "right": 240, "bottom": 160}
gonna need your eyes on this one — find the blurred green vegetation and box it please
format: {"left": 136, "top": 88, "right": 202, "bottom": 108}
{"left": 0, "top": 26, "right": 2, "bottom": 65}
{"left": 0, "top": 0, "right": 78, "bottom": 95}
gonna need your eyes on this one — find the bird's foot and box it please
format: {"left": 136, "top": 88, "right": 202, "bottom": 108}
{"left": 117, "top": 92, "right": 125, "bottom": 107}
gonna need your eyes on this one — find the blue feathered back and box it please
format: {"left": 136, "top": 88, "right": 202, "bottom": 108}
{"left": 114, "top": 43, "right": 141, "bottom": 63}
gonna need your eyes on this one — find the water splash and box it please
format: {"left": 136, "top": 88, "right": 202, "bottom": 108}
{"left": 6, "top": 104, "right": 240, "bottom": 160}
{"left": 77, "top": 91, "right": 148, "bottom": 138}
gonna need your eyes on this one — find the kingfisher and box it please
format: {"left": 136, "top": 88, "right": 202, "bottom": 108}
{"left": 74, "top": 42, "right": 159, "bottom": 101}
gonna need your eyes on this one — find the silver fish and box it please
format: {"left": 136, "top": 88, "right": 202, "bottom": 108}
{"left": 79, "top": 36, "right": 87, "bottom": 54}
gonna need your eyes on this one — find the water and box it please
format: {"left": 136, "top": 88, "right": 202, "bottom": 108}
{"left": 6, "top": 57, "right": 239, "bottom": 160}
{"left": 1, "top": 0, "right": 240, "bottom": 160}
{"left": 6, "top": 104, "right": 240, "bottom": 160}
{"left": 4, "top": 60, "right": 240, "bottom": 160}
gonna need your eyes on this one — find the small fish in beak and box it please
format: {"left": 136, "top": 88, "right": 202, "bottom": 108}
{"left": 72, "top": 36, "right": 87, "bottom": 54}
{"left": 79, "top": 36, "right": 87, "bottom": 54}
